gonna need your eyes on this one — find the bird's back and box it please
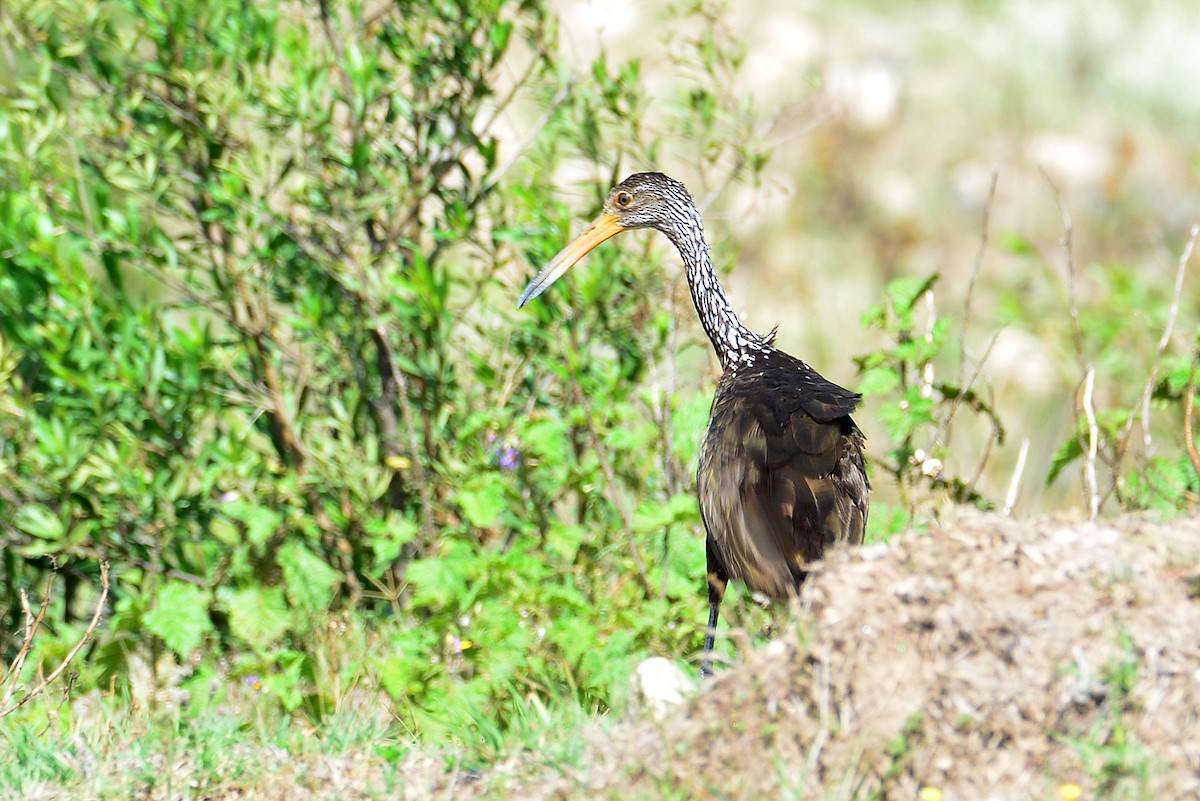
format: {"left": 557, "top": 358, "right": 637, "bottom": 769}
{"left": 697, "top": 349, "right": 868, "bottom": 599}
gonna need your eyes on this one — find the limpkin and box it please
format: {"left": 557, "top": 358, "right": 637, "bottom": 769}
{"left": 519, "top": 172, "right": 869, "bottom": 675}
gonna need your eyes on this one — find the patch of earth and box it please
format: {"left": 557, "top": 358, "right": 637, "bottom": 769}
{"left": 456, "top": 513, "right": 1200, "bottom": 800}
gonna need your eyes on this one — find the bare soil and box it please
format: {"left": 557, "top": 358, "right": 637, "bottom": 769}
{"left": 450, "top": 512, "right": 1200, "bottom": 800}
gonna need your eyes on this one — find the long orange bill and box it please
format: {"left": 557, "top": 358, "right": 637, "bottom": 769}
{"left": 518, "top": 212, "right": 627, "bottom": 307}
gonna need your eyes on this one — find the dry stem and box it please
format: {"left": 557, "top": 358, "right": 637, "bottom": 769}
{"left": 1119, "top": 223, "right": 1199, "bottom": 458}
{"left": 1081, "top": 369, "right": 1100, "bottom": 519}
{"left": 1041, "top": 170, "right": 1087, "bottom": 375}
{"left": 957, "top": 169, "right": 999, "bottom": 387}
{"left": 1186, "top": 359, "right": 1200, "bottom": 484}
{"left": 1004, "top": 438, "right": 1030, "bottom": 516}
{"left": 0, "top": 562, "right": 110, "bottom": 719}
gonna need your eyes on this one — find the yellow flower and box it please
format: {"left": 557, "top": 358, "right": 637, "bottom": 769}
{"left": 918, "top": 788, "right": 943, "bottom": 801}
{"left": 1060, "top": 784, "right": 1082, "bottom": 801}
{"left": 385, "top": 454, "right": 411, "bottom": 471}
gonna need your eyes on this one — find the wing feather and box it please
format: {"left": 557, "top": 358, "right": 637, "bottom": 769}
{"left": 698, "top": 354, "right": 869, "bottom": 599}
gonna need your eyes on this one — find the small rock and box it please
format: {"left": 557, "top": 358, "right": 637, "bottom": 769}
{"left": 1051, "top": 527, "right": 1078, "bottom": 545}
{"left": 632, "top": 657, "right": 694, "bottom": 721}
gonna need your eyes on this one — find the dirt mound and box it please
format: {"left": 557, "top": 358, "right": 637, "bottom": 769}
{"left": 472, "top": 513, "right": 1200, "bottom": 800}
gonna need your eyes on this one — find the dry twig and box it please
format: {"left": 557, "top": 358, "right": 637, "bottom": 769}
{"left": 1043, "top": 171, "right": 1104, "bottom": 517}
{"left": 1185, "top": 360, "right": 1200, "bottom": 484}
{"left": 1081, "top": 369, "right": 1100, "bottom": 519}
{"left": 1041, "top": 170, "right": 1087, "bottom": 375}
{"left": 957, "top": 170, "right": 1000, "bottom": 387}
{"left": 1119, "top": 223, "right": 1199, "bottom": 457}
{"left": 0, "top": 562, "right": 110, "bottom": 719}
{"left": 373, "top": 324, "right": 436, "bottom": 543}
{"left": 1004, "top": 438, "right": 1030, "bottom": 516}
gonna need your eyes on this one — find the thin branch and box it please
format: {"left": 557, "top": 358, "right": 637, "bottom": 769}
{"left": 957, "top": 170, "right": 999, "bottom": 386}
{"left": 1044, "top": 170, "right": 1105, "bottom": 517}
{"left": 373, "top": 324, "right": 436, "bottom": 543}
{"left": 960, "top": 331, "right": 1006, "bottom": 492}
{"left": 474, "top": 49, "right": 548, "bottom": 144}
{"left": 1, "top": 563, "right": 110, "bottom": 719}
{"left": 1186, "top": 359, "right": 1200, "bottom": 485}
{"left": 1081, "top": 368, "right": 1100, "bottom": 519}
{"left": 573, "top": 381, "right": 653, "bottom": 595}
{"left": 929, "top": 326, "right": 1004, "bottom": 463}
{"left": 239, "top": 279, "right": 307, "bottom": 468}
{"left": 1119, "top": 223, "right": 1199, "bottom": 456}
{"left": 656, "top": 280, "right": 686, "bottom": 601}
{"left": 1041, "top": 169, "right": 1088, "bottom": 375}
{"left": 1003, "top": 438, "right": 1030, "bottom": 516}
{"left": 481, "top": 78, "right": 572, "bottom": 195}
{"left": 1, "top": 579, "right": 53, "bottom": 711}
{"left": 920, "top": 290, "right": 936, "bottom": 399}
{"left": 317, "top": 0, "right": 348, "bottom": 69}
{"left": 360, "top": 1, "right": 393, "bottom": 30}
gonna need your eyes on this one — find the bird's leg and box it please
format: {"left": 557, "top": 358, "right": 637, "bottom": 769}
{"left": 701, "top": 591, "right": 723, "bottom": 678}
{"left": 701, "top": 537, "right": 728, "bottom": 678}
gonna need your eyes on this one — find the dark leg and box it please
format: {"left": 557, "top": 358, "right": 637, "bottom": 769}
{"left": 700, "top": 590, "right": 723, "bottom": 677}
{"left": 701, "top": 536, "right": 728, "bottom": 678}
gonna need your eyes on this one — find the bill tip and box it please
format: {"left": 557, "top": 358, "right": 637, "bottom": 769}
{"left": 517, "top": 283, "right": 539, "bottom": 308}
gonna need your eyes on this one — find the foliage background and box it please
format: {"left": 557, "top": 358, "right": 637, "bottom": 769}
{"left": 1, "top": 0, "right": 1198, "bottom": 795}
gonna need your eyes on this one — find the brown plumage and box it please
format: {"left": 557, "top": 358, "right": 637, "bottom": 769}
{"left": 519, "top": 172, "right": 869, "bottom": 675}
{"left": 701, "top": 352, "right": 867, "bottom": 598}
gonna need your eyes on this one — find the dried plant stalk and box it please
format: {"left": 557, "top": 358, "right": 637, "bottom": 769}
{"left": 0, "top": 562, "right": 110, "bottom": 719}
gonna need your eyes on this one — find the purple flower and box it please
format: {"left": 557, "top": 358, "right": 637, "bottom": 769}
{"left": 485, "top": 430, "right": 521, "bottom": 471}
{"left": 498, "top": 444, "right": 521, "bottom": 472}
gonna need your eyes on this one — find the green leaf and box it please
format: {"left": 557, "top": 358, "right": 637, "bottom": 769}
{"left": 456, "top": 474, "right": 508, "bottom": 528}
{"left": 1047, "top": 437, "right": 1084, "bottom": 486}
{"left": 144, "top": 581, "right": 212, "bottom": 658}
{"left": 379, "top": 627, "right": 438, "bottom": 700}
{"left": 407, "top": 542, "right": 472, "bottom": 609}
{"left": 667, "top": 492, "right": 698, "bottom": 520}
{"left": 279, "top": 541, "right": 340, "bottom": 612}
{"left": 262, "top": 651, "right": 307, "bottom": 712}
{"left": 857, "top": 366, "right": 901, "bottom": 397}
{"left": 1000, "top": 232, "right": 1037, "bottom": 257}
{"left": 488, "top": 21, "right": 513, "bottom": 52}
{"left": 224, "top": 500, "right": 283, "bottom": 549}
{"left": 521, "top": 418, "right": 569, "bottom": 461}
{"left": 14, "top": 504, "right": 64, "bottom": 540}
{"left": 877, "top": 393, "right": 936, "bottom": 441}
{"left": 367, "top": 513, "right": 419, "bottom": 571}
{"left": 887, "top": 273, "right": 940, "bottom": 313}
{"left": 225, "top": 587, "right": 292, "bottom": 649}
{"left": 545, "top": 522, "right": 584, "bottom": 562}
{"left": 671, "top": 392, "right": 711, "bottom": 465}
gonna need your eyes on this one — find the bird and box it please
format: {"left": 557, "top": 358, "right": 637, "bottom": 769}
{"left": 518, "top": 172, "right": 869, "bottom": 675}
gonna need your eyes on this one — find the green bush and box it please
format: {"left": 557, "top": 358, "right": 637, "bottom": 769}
{"left": 0, "top": 0, "right": 771, "bottom": 737}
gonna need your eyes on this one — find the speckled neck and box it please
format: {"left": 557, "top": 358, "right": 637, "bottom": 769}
{"left": 665, "top": 206, "right": 767, "bottom": 371}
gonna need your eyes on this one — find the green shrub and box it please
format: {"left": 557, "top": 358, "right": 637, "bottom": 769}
{"left": 0, "top": 0, "right": 765, "bottom": 737}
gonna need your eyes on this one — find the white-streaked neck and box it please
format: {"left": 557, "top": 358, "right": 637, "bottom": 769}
{"left": 664, "top": 212, "right": 764, "bottom": 370}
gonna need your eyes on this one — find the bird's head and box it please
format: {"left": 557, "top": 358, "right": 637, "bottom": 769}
{"left": 518, "top": 172, "right": 697, "bottom": 307}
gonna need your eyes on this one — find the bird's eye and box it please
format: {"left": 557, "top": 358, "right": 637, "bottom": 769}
{"left": 614, "top": 191, "right": 633, "bottom": 208}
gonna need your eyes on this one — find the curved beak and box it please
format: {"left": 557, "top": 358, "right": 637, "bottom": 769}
{"left": 518, "top": 212, "right": 627, "bottom": 307}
